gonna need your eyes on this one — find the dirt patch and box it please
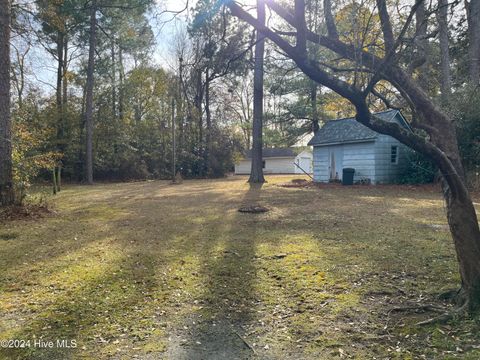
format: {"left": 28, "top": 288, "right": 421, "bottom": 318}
{"left": 0, "top": 203, "right": 53, "bottom": 222}
{"left": 420, "top": 223, "right": 450, "bottom": 231}
{"left": 165, "top": 317, "right": 256, "bottom": 360}
{"left": 277, "top": 179, "right": 313, "bottom": 188}
{"left": 238, "top": 205, "right": 269, "bottom": 213}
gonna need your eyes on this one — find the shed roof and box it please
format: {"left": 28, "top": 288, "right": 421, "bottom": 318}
{"left": 245, "top": 147, "right": 302, "bottom": 158}
{"left": 307, "top": 110, "right": 401, "bottom": 146}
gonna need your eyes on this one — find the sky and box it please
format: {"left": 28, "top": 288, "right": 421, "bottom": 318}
{"left": 151, "top": 0, "right": 191, "bottom": 70}
{"left": 20, "top": 0, "right": 192, "bottom": 94}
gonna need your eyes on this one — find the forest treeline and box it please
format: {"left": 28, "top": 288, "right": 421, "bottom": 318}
{"left": 3, "top": 0, "right": 480, "bottom": 199}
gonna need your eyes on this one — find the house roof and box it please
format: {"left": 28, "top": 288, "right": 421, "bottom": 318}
{"left": 245, "top": 147, "right": 301, "bottom": 158}
{"left": 307, "top": 110, "right": 402, "bottom": 146}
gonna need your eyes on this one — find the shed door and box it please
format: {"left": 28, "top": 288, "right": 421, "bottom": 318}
{"left": 328, "top": 147, "right": 343, "bottom": 180}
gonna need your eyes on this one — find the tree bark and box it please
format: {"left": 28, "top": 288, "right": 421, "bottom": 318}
{"left": 118, "top": 47, "right": 125, "bottom": 121}
{"left": 205, "top": 69, "right": 212, "bottom": 176}
{"left": 56, "top": 31, "right": 65, "bottom": 190}
{"left": 0, "top": 0, "right": 14, "bottom": 205}
{"left": 85, "top": 0, "right": 97, "bottom": 184}
{"left": 437, "top": 0, "right": 451, "bottom": 100}
{"left": 194, "top": 69, "right": 204, "bottom": 154}
{"left": 228, "top": 0, "right": 480, "bottom": 312}
{"left": 310, "top": 81, "right": 319, "bottom": 133}
{"left": 249, "top": 0, "right": 266, "bottom": 183}
{"left": 111, "top": 41, "right": 117, "bottom": 119}
{"left": 467, "top": 0, "right": 480, "bottom": 84}
{"left": 412, "top": 2, "right": 429, "bottom": 90}
{"left": 63, "top": 36, "right": 68, "bottom": 108}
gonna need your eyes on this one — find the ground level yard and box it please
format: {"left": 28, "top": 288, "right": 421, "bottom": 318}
{"left": 0, "top": 176, "right": 479, "bottom": 359}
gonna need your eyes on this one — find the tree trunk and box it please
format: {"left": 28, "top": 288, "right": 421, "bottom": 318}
{"left": 61, "top": 36, "right": 67, "bottom": 187}
{"left": 205, "top": 69, "right": 212, "bottom": 176}
{"left": 111, "top": 41, "right": 117, "bottom": 119}
{"left": 0, "top": 0, "right": 14, "bottom": 205}
{"left": 437, "top": 0, "right": 451, "bottom": 100}
{"left": 249, "top": 0, "right": 266, "bottom": 183}
{"left": 310, "top": 81, "right": 319, "bottom": 133}
{"left": 425, "top": 110, "right": 480, "bottom": 311}
{"left": 85, "top": 0, "right": 97, "bottom": 184}
{"left": 118, "top": 48, "right": 125, "bottom": 121}
{"left": 194, "top": 69, "right": 204, "bottom": 154}
{"left": 228, "top": 0, "right": 480, "bottom": 313}
{"left": 63, "top": 36, "right": 68, "bottom": 107}
{"left": 56, "top": 31, "right": 65, "bottom": 190}
{"left": 413, "top": 2, "right": 429, "bottom": 90}
{"left": 443, "top": 182, "right": 480, "bottom": 310}
{"left": 467, "top": 0, "right": 480, "bottom": 84}
{"left": 78, "top": 83, "right": 87, "bottom": 182}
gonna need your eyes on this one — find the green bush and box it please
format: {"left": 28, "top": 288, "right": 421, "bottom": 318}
{"left": 398, "top": 149, "right": 437, "bottom": 184}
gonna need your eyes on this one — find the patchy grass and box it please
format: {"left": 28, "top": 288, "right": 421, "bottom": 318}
{"left": 0, "top": 176, "right": 479, "bottom": 359}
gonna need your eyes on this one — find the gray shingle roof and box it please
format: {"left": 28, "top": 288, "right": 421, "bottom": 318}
{"left": 245, "top": 147, "right": 298, "bottom": 158}
{"left": 307, "top": 110, "right": 400, "bottom": 146}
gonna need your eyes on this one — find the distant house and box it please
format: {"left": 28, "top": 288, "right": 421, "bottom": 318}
{"left": 234, "top": 147, "right": 313, "bottom": 175}
{"left": 307, "top": 110, "right": 410, "bottom": 184}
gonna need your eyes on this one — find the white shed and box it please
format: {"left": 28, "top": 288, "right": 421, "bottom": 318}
{"left": 235, "top": 148, "right": 313, "bottom": 175}
{"left": 308, "top": 110, "right": 410, "bottom": 184}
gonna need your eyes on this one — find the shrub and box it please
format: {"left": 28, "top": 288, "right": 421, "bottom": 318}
{"left": 12, "top": 121, "right": 60, "bottom": 204}
{"left": 398, "top": 149, "right": 437, "bottom": 184}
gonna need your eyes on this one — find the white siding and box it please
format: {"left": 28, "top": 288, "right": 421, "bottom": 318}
{"left": 294, "top": 150, "right": 313, "bottom": 174}
{"left": 374, "top": 134, "right": 408, "bottom": 183}
{"left": 235, "top": 160, "right": 251, "bottom": 174}
{"left": 313, "top": 141, "right": 376, "bottom": 183}
{"left": 312, "top": 147, "right": 330, "bottom": 182}
{"left": 312, "top": 113, "right": 412, "bottom": 184}
{"left": 234, "top": 157, "right": 297, "bottom": 174}
{"left": 343, "top": 142, "right": 376, "bottom": 182}
{"left": 264, "top": 158, "right": 295, "bottom": 173}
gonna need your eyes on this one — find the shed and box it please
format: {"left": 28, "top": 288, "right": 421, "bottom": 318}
{"left": 307, "top": 110, "right": 410, "bottom": 184}
{"left": 234, "top": 147, "right": 313, "bottom": 175}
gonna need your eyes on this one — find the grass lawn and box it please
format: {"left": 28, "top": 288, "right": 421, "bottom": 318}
{"left": 1, "top": 176, "right": 479, "bottom": 359}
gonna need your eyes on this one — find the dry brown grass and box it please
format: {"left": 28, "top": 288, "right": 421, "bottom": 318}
{"left": 0, "top": 176, "right": 479, "bottom": 359}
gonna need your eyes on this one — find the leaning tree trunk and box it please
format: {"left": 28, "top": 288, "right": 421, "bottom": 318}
{"left": 249, "top": 0, "right": 266, "bottom": 183}
{"left": 382, "top": 67, "right": 480, "bottom": 311}
{"left": 0, "top": 0, "right": 14, "bottom": 206}
{"left": 228, "top": 0, "right": 480, "bottom": 313}
{"left": 444, "top": 183, "right": 480, "bottom": 310}
{"left": 432, "top": 118, "right": 480, "bottom": 311}
{"left": 85, "top": 0, "right": 97, "bottom": 185}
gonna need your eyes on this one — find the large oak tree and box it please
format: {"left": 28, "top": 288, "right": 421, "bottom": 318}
{"left": 227, "top": 0, "right": 480, "bottom": 313}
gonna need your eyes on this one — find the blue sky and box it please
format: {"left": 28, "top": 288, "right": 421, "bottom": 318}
{"left": 21, "top": 0, "right": 191, "bottom": 95}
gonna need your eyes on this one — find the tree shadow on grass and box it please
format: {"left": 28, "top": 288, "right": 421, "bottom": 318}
{"left": 166, "top": 183, "right": 265, "bottom": 360}
{"left": 0, "top": 249, "right": 161, "bottom": 359}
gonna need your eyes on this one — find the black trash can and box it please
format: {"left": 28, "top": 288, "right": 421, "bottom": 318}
{"left": 342, "top": 168, "right": 355, "bottom": 185}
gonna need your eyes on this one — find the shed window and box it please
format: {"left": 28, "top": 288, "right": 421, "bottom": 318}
{"left": 391, "top": 146, "right": 398, "bottom": 164}
{"left": 262, "top": 160, "right": 266, "bottom": 169}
